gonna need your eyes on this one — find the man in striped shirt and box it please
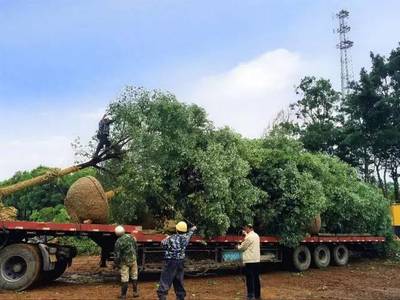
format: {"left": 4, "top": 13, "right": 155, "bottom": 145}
{"left": 157, "top": 221, "right": 196, "bottom": 300}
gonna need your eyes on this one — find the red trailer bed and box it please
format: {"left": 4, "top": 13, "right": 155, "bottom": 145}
{"left": 0, "top": 220, "right": 385, "bottom": 244}
{"left": 0, "top": 220, "right": 386, "bottom": 291}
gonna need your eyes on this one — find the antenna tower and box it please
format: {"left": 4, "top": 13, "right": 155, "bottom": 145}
{"left": 336, "top": 9, "right": 354, "bottom": 96}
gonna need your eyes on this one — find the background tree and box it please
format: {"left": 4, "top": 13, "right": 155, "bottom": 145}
{"left": 343, "top": 45, "right": 400, "bottom": 200}
{"left": 289, "top": 76, "right": 342, "bottom": 156}
{"left": 341, "top": 68, "right": 378, "bottom": 182}
{"left": 279, "top": 44, "right": 400, "bottom": 201}
{"left": 382, "top": 46, "right": 400, "bottom": 201}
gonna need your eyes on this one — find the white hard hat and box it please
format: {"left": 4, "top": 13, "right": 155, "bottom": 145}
{"left": 115, "top": 225, "right": 125, "bottom": 236}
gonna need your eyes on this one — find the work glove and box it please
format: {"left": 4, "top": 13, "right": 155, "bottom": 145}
{"left": 190, "top": 226, "right": 197, "bottom": 231}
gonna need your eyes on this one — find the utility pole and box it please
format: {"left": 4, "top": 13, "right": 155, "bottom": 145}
{"left": 336, "top": 9, "right": 354, "bottom": 96}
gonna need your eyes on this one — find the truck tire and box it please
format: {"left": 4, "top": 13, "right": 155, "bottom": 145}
{"left": 312, "top": 245, "right": 330, "bottom": 268}
{"left": 0, "top": 244, "right": 42, "bottom": 291}
{"left": 332, "top": 244, "right": 349, "bottom": 266}
{"left": 39, "top": 260, "right": 68, "bottom": 283}
{"left": 292, "top": 245, "right": 311, "bottom": 272}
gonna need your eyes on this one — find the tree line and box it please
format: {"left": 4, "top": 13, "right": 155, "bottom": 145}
{"left": 286, "top": 44, "right": 400, "bottom": 201}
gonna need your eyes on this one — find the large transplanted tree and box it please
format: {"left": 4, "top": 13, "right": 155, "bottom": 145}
{"left": 104, "top": 87, "right": 265, "bottom": 236}
{"left": 93, "top": 87, "right": 392, "bottom": 245}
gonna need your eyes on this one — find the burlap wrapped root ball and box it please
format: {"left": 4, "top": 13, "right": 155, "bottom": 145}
{"left": 0, "top": 202, "right": 17, "bottom": 221}
{"left": 65, "top": 176, "right": 109, "bottom": 224}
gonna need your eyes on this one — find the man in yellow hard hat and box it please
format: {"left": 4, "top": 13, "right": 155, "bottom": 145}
{"left": 157, "top": 221, "right": 196, "bottom": 300}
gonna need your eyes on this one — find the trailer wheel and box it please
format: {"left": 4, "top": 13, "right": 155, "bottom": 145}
{"left": 312, "top": 245, "right": 330, "bottom": 268}
{"left": 292, "top": 245, "right": 311, "bottom": 272}
{"left": 332, "top": 245, "right": 349, "bottom": 266}
{"left": 0, "top": 244, "right": 42, "bottom": 291}
{"left": 39, "top": 260, "right": 68, "bottom": 283}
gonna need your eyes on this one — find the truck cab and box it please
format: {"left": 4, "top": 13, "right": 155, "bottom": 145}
{"left": 391, "top": 204, "right": 400, "bottom": 237}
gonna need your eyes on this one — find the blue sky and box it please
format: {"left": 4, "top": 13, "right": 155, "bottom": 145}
{"left": 1, "top": 0, "right": 400, "bottom": 179}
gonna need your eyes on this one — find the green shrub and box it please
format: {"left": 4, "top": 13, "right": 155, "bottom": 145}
{"left": 30, "top": 205, "right": 100, "bottom": 255}
{"left": 59, "top": 237, "right": 100, "bottom": 256}
{"left": 30, "top": 204, "right": 70, "bottom": 223}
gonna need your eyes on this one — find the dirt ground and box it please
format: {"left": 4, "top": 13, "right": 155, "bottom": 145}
{"left": 1, "top": 256, "right": 399, "bottom": 300}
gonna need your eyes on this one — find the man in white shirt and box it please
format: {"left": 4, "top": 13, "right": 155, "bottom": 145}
{"left": 237, "top": 224, "right": 261, "bottom": 300}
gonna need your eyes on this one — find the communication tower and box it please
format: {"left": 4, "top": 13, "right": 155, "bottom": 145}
{"left": 336, "top": 10, "right": 354, "bottom": 96}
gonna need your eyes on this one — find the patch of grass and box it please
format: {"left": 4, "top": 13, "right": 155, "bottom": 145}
{"left": 207, "top": 279, "right": 217, "bottom": 286}
{"left": 384, "top": 239, "right": 400, "bottom": 261}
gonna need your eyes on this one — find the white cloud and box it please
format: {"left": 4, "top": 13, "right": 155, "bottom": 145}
{"left": 0, "top": 49, "right": 312, "bottom": 180}
{"left": 0, "top": 136, "right": 75, "bottom": 180}
{"left": 183, "top": 49, "right": 308, "bottom": 137}
{"left": 0, "top": 103, "right": 108, "bottom": 181}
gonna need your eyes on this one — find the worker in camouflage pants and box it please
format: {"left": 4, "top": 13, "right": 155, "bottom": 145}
{"left": 114, "top": 225, "right": 139, "bottom": 299}
{"left": 94, "top": 114, "right": 114, "bottom": 157}
{"left": 157, "top": 221, "right": 197, "bottom": 300}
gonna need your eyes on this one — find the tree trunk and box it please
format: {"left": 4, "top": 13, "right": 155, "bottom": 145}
{"left": 0, "top": 144, "right": 125, "bottom": 221}
{"left": 383, "top": 163, "right": 388, "bottom": 197}
{"left": 375, "top": 160, "right": 386, "bottom": 197}
{"left": 390, "top": 162, "right": 400, "bottom": 202}
{"left": 0, "top": 166, "right": 81, "bottom": 199}
{"left": 363, "top": 147, "right": 370, "bottom": 182}
{"left": 393, "top": 173, "right": 399, "bottom": 202}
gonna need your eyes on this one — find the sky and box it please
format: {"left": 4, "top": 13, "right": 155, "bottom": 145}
{"left": 1, "top": 0, "right": 400, "bottom": 180}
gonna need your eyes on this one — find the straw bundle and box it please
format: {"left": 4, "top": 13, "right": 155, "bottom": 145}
{"left": 0, "top": 203, "right": 17, "bottom": 221}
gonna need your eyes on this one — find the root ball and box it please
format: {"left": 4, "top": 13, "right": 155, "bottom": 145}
{"left": 64, "top": 176, "right": 109, "bottom": 224}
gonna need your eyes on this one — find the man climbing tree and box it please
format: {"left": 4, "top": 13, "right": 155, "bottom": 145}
{"left": 94, "top": 114, "right": 114, "bottom": 157}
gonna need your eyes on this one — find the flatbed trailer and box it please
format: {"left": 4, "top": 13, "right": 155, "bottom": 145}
{"left": 0, "top": 220, "right": 385, "bottom": 291}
